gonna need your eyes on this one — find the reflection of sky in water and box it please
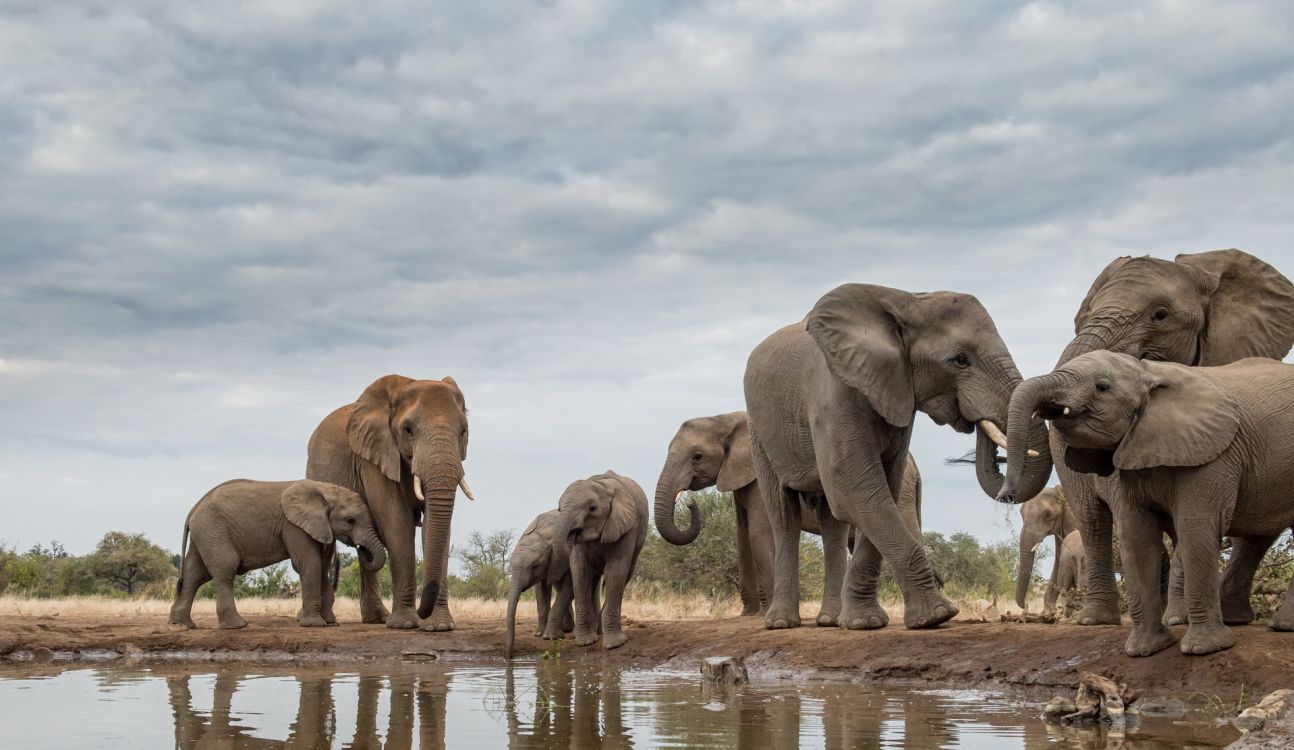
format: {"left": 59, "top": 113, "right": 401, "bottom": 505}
{"left": 0, "top": 663, "right": 1236, "bottom": 749}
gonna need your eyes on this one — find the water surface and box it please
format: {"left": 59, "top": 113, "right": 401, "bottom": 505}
{"left": 0, "top": 660, "right": 1238, "bottom": 748}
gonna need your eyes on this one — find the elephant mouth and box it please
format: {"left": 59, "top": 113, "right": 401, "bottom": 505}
{"left": 567, "top": 529, "right": 581, "bottom": 545}
{"left": 1035, "top": 402, "right": 1079, "bottom": 421}
{"left": 358, "top": 546, "right": 375, "bottom": 566}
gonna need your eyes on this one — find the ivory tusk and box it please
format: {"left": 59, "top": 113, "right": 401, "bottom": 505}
{"left": 413, "top": 474, "right": 425, "bottom": 501}
{"left": 978, "top": 420, "right": 1040, "bottom": 458}
{"left": 1063, "top": 406, "right": 1071, "bottom": 416}
{"left": 459, "top": 478, "right": 477, "bottom": 501}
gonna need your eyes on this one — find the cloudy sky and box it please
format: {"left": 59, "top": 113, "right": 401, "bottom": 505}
{"left": 3, "top": 1, "right": 1293, "bottom": 564}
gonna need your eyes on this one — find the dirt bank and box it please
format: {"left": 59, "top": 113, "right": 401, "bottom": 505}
{"left": 2, "top": 613, "right": 1291, "bottom": 701}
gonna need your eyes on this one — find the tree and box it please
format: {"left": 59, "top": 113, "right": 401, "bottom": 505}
{"left": 87, "top": 532, "right": 176, "bottom": 595}
{"left": 450, "top": 530, "right": 515, "bottom": 599}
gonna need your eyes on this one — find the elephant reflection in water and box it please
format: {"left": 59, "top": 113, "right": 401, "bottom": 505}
{"left": 167, "top": 669, "right": 337, "bottom": 749}
{"left": 369, "top": 670, "right": 450, "bottom": 750}
{"left": 503, "top": 661, "right": 631, "bottom": 749}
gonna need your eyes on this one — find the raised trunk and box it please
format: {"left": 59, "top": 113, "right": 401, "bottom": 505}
{"left": 504, "top": 580, "right": 522, "bottom": 660}
{"left": 654, "top": 454, "right": 701, "bottom": 545}
{"left": 1000, "top": 373, "right": 1065, "bottom": 503}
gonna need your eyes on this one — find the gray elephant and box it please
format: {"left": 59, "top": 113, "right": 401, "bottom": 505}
{"left": 1014, "top": 487, "right": 1080, "bottom": 617}
{"left": 306, "top": 375, "right": 476, "bottom": 631}
{"left": 169, "top": 479, "right": 386, "bottom": 629}
{"left": 1002, "top": 351, "right": 1294, "bottom": 655}
{"left": 744, "top": 284, "right": 1053, "bottom": 631}
{"left": 1031, "top": 249, "right": 1294, "bottom": 627}
{"left": 550, "top": 471, "right": 649, "bottom": 650}
{"left": 504, "top": 508, "right": 600, "bottom": 659}
{"left": 654, "top": 411, "right": 924, "bottom": 616}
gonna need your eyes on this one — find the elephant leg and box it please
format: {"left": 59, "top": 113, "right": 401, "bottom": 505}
{"left": 840, "top": 533, "right": 888, "bottom": 630}
{"left": 739, "top": 484, "right": 776, "bottom": 614}
{"left": 592, "top": 576, "right": 603, "bottom": 636}
{"left": 357, "top": 563, "right": 389, "bottom": 624}
{"left": 755, "top": 437, "right": 803, "bottom": 630}
{"left": 544, "top": 574, "right": 575, "bottom": 640}
{"left": 320, "top": 543, "right": 337, "bottom": 625}
{"left": 601, "top": 553, "right": 632, "bottom": 650}
{"left": 1068, "top": 477, "right": 1123, "bottom": 626}
{"left": 213, "top": 569, "right": 246, "bottom": 630}
{"left": 289, "top": 542, "right": 328, "bottom": 628}
{"left": 1163, "top": 546, "right": 1187, "bottom": 626}
{"left": 1042, "top": 550, "right": 1062, "bottom": 618}
{"left": 1178, "top": 511, "right": 1235, "bottom": 655}
{"left": 1274, "top": 532, "right": 1294, "bottom": 631}
{"left": 571, "top": 552, "right": 599, "bottom": 646}
{"left": 733, "top": 500, "right": 761, "bottom": 616}
{"left": 535, "top": 580, "right": 552, "bottom": 638}
{"left": 1221, "top": 534, "right": 1278, "bottom": 626}
{"left": 169, "top": 549, "right": 210, "bottom": 628}
{"left": 369, "top": 489, "right": 418, "bottom": 630}
{"left": 1115, "top": 505, "right": 1175, "bottom": 656}
{"left": 815, "top": 500, "right": 848, "bottom": 627}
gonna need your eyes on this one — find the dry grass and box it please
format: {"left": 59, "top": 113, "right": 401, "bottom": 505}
{"left": 0, "top": 594, "right": 1027, "bottom": 622}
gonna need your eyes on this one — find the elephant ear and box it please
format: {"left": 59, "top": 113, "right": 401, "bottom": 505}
{"left": 806, "top": 284, "right": 916, "bottom": 428}
{"left": 441, "top": 376, "right": 469, "bottom": 460}
{"left": 716, "top": 415, "right": 756, "bottom": 492}
{"left": 281, "top": 481, "right": 334, "bottom": 545}
{"left": 1074, "top": 256, "right": 1131, "bottom": 334}
{"left": 1113, "top": 361, "right": 1240, "bottom": 471}
{"left": 346, "top": 374, "right": 412, "bottom": 483}
{"left": 1175, "top": 249, "right": 1294, "bottom": 365}
{"left": 597, "top": 472, "right": 642, "bottom": 544}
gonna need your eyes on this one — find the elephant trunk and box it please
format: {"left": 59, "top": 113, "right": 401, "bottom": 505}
{"left": 550, "top": 510, "right": 577, "bottom": 574}
{"left": 1000, "top": 373, "right": 1064, "bottom": 503}
{"left": 357, "top": 527, "right": 386, "bottom": 573}
{"left": 415, "top": 441, "right": 462, "bottom": 619}
{"left": 653, "top": 454, "right": 701, "bottom": 545}
{"left": 1015, "top": 545, "right": 1038, "bottom": 610}
{"left": 505, "top": 579, "right": 522, "bottom": 660}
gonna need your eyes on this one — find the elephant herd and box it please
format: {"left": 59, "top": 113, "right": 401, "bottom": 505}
{"left": 170, "top": 247, "right": 1294, "bottom": 661}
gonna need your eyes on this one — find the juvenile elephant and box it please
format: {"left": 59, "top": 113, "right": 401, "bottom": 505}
{"left": 745, "top": 284, "right": 1053, "bottom": 631}
{"left": 550, "top": 471, "right": 649, "bottom": 650}
{"left": 306, "top": 375, "right": 476, "bottom": 631}
{"left": 1002, "top": 351, "right": 1294, "bottom": 655}
{"left": 1037, "top": 249, "right": 1294, "bottom": 627}
{"left": 169, "top": 479, "right": 387, "bottom": 629}
{"left": 654, "top": 411, "right": 924, "bottom": 616}
{"left": 504, "top": 508, "right": 598, "bottom": 659}
{"left": 1014, "top": 487, "right": 1079, "bottom": 616}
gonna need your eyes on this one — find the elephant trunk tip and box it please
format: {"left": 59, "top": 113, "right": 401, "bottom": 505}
{"left": 417, "top": 580, "right": 440, "bottom": 620}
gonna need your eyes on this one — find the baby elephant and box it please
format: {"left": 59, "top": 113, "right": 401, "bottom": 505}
{"left": 504, "top": 509, "right": 590, "bottom": 659}
{"left": 169, "top": 479, "right": 387, "bottom": 629}
{"left": 549, "top": 470, "right": 648, "bottom": 650}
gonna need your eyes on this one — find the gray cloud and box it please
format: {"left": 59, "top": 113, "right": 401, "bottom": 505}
{"left": 2, "top": 0, "right": 1293, "bottom": 560}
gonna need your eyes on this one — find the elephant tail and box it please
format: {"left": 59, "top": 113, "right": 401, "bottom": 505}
{"left": 176, "top": 524, "right": 190, "bottom": 596}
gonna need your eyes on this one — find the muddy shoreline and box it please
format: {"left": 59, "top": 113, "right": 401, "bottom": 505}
{"left": 2, "top": 613, "right": 1291, "bottom": 701}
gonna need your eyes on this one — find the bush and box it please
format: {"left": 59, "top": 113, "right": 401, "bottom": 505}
{"left": 449, "top": 530, "right": 514, "bottom": 600}
{"left": 88, "top": 532, "right": 176, "bottom": 596}
{"left": 1251, "top": 532, "right": 1293, "bottom": 621}
{"left": 878, "top": 531, "right": 1016, "bottom": 602}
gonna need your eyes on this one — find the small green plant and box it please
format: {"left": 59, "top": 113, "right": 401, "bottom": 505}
{"left": 540, "top": 638, "right": 563, "bottom": 661}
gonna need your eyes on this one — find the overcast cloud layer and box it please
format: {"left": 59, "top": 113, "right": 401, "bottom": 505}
{"left": 3, "top": 1, "right": 1294, "bottom": 563}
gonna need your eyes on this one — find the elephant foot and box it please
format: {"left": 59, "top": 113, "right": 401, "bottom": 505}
{"left": 763, "top": 603, "right": 801, "bottom": 630}
{"left": 321, "top": 609, "right": 338, "bottom": 625}
{"left": 385, "top": 607, "right": 420, "bottom": 630}
{"left": 298, "top": 614, "right": 329, "bottom": 627}
{"left": 840, "top": 601, "right": 889, "bottom": 630}
{"left": 168, "top": 620, "right": 196, "bottom": 631}
{"left": 1271, "top": 611, "right": 1294, "bottom": 632}
{"left": 574, "top": 632, "right": 598, "bottom": 647}
{"left": 603, "top": 631, "right": 628, "bottom": 650}
{"left": 740, "top": 605, "right": 762, "bottom": 617}
{"left": 419, "top": 606, "right": 456, "bottom": 632}
{"left": 361, "top": 603, "right": 390, "bottom": 625}
{"left": 168, "top": 615, "right": 196, "bottom": 630}
{"left": 1075, "top": 602, "right": 1122, "bottom": 626}
{"left": 1163, "top": 598, "right": 1188, "bottom": 627}
{"left": 902, "top": 592, "right": 957, "bottom": 629}
{"left": 1124, "top": 626, "right": 1177, "bottom": 657}
{"left": 218, "top": 615, "right": 248, "bottom": 630}
{"left": 1221, "top": 598, "right": 1256, "bottom": 626}
{"left": 541, "top": 625, "right": 565, "bottom": 640}
{"left": 1180, "top": 622, "right": 1236, "bottom": 655}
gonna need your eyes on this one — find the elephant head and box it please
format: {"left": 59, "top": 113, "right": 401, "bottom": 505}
{"left": 1002, "top": 351, "right": 1240, "bottom": 496}
{"left": 806, "top": 284, "right": 1053, "bottom": 501}
{"left": 505, "top": 509, "right": 563, "bottom": 659}
{"left": 1014, "top": 486, "right": 1075, "bottom": 608}
{"left": 653, "top": 411, "right": 754, "bottom": 545}
{"left": 1060, "top": 249, "right": 1294, "bottom": 369}
{"left": 346, "top": 374, "right": 474, "bottom": 618}
{"left": 281, "top": 480, "right": 387, "bottom": 572}
{"left": 551, "top": 471, "right": 640, "bottom": 563}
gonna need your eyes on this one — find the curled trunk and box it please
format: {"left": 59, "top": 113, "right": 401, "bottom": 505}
{"left": 1000, "top": 373, "right": 1065, "bottom": 503}
{"left": 654, "top": 455, "right": 701, "bottom": 545}
{"left": 358, "top": 528, "right": 387, "bottom": 572}
{"left": 975, "top": 418, "right": 1052, "bottom": 503}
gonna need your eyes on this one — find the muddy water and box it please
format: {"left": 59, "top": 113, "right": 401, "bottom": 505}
{"left": 0, "top": 660, "right": 1238, "bottom": 749}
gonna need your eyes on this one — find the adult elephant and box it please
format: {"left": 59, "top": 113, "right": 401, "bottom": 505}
{"left": 654, "top": 411, "right": 924, "bottom": 616}
{"left": 1014, "top": 486, "right": 1079, "bottom": 617}
{"left": 1005, "top": 249, "right": 1294, "bottom": 627}
{"left": 744, "top": 284, "right": 1053, "bottom": 631}
{"left": 306, "top": 374, "right": 476, "bottom": 630}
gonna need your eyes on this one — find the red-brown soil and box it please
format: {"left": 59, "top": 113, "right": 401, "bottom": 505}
{"left": 2, "top": 613, "right": 1291, "bottom": 702}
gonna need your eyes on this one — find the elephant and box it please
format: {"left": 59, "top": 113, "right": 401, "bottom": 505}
{"left": 744, "top": 284, "right": 1053, "bottom": 631}
{"left": 1028, "top": 249, "right": 1294, "bottom": 627}
{"left": 654, "top": 411, "right": 924, "bottom": 616}
{"left": 1002, "top": 351, "right": 1294, "bottom": 655}
{"left": 169, "top": 479, "right": 386, "bottom": 629}
{"left": 504, "top": 508, "right": 601, "bottom": 659}
{"left": 550, "top": 470, "right": 649, "bottom": 650}
{"left": 1014, "top": 486, "right": 1080, "bottom": 616}
{"left": 306, "top": 374, "right": 476, "bottom": 631}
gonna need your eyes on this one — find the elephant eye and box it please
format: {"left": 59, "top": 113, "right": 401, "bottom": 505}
{"left": 951, "top": 353, "right": 970, "bottom": 369}
{"left": 1152, "top": 307, "right": 1169, "bottom": 322}
{"left": 403, "top": 425, "right": 414, "bottom": 436}
{"left": 346, "top": 516, "right": 356, "bottom": 524}
{"left": 1095, "top": 381, "right": 1110, "bottom": 392}
{"left": 692, "top": 451, "right": 703, "bottom": 462}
